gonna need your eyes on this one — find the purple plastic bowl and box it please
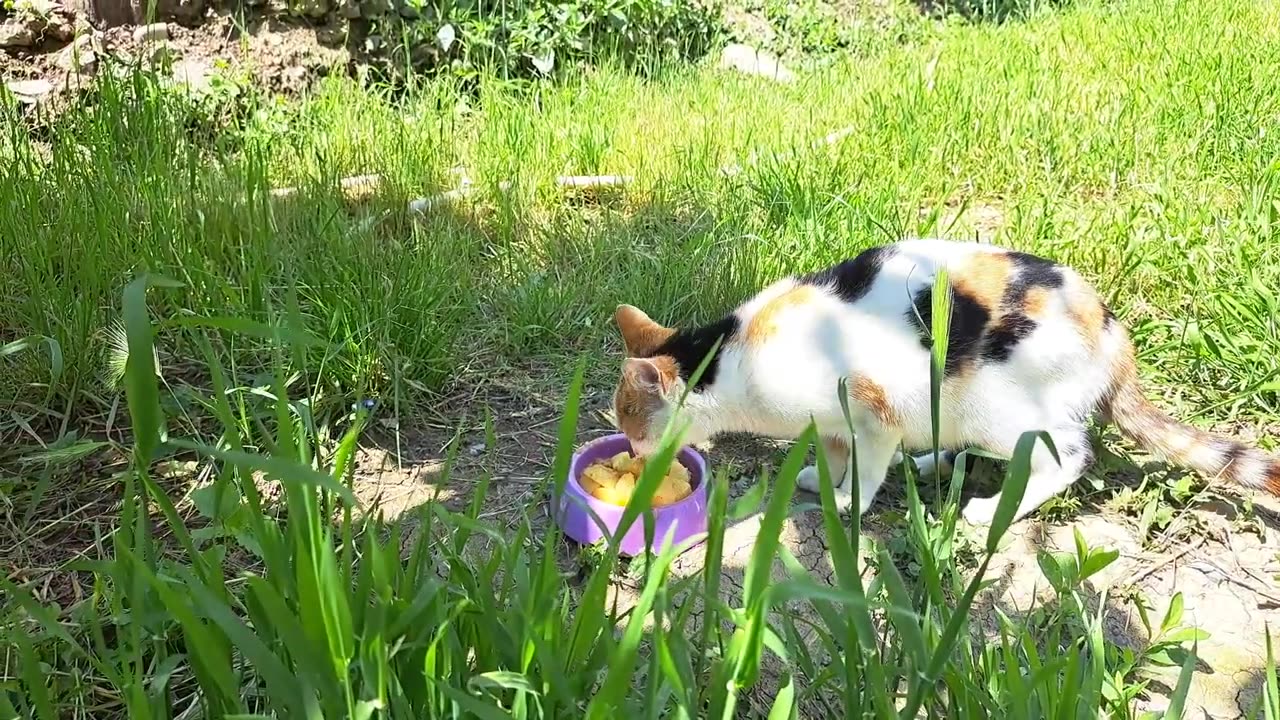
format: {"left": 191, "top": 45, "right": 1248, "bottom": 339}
{"left": 556, "top": 433, "right": 709, "bottom": 557}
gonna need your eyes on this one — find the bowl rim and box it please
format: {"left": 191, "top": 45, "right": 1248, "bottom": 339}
{"left": 568, "top": 433, "right": 708, "bottom": 514}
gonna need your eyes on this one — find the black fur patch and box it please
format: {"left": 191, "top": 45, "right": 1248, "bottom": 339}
{"left": 654, "top": 315, "right": 740, "bottom": 390}
{"left": 908, "top": 284, "right": 991, "bottom": 375}
{"left": 1006, "top": 251, "right": 1066, "bottom": 295}
{"left": 982, "top": 314, "right": 1038, "bottom": 362}
{"left": 802, "top": 245, "right": 895, "bottom": 304}
{"left": 980, "top": 250, "right": 1067, "bottom": 363}
{"left": 1215, "top": 440, "right": 1247, "bottom": 479}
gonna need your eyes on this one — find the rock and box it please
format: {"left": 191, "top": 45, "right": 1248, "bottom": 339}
{"left": 0, "top": 20, "right": 37, "bottom": 49}
{"left": 146, "top": 40, "right": 180, "bottom": 65}
{"left": 170, "top": 57, "right": 212, "bottom": 93}
{"left": 358, "top": 0, "right": 390, "bottom": 18}
{"left": 4, "top": 78, "right": 54, "bottom": 104}
{"left": 12, "top": 0, "right": 73, "bottom": 42}
{"left": 132, "top": 22, "right": 168, "bottom": 42}
{"left": 718, "top": 43, "right": 794, "bottom": 83}
{"left": 57, "top": 33, "right": 100, "bottom": 73}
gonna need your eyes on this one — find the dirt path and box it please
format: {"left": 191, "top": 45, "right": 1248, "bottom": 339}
{"left": 354, "top": 370, "right": 1280, "bottom": 718}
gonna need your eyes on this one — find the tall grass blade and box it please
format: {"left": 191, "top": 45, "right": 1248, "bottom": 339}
{"left": 1163, "top": 639, "right": 1200, "bottom": 720}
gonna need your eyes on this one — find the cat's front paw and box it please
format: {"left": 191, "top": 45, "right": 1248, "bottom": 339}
{"left": 797, "top": 465, "right": 822, "bottom": 493}
{"left": 961, "top": 497, "right": 999, "bottom": 525}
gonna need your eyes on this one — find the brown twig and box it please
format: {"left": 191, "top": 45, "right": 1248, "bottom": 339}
{"left": 1126, "top": 535, "right": 1206, "bottom": 586}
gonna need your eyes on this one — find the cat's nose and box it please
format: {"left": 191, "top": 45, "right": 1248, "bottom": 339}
{"left": 629, "top": 437, "right": 657, "bottom": 458}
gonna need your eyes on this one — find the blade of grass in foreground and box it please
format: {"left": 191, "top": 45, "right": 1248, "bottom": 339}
{"left": 900, "top": 429, "right": 1049, "bottom": 719}
{"left": 1260, "top": 625, "right": 1279, "bottom": 719}
{"left": 1163, "top": 640, "right": 1200, "bottom": 720}
{"left": 586, "top": 527, "right": 684, "bottom": 719}
{"left": 121, "top": 274, "right": 182, "bottom": 464}
{"left": 832, "top": 384, "right": 894, "bottom": 720}
{"left": 729, "top": 423, "right": 812, "bottom": 691}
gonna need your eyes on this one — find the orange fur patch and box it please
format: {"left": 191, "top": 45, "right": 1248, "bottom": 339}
{"left": 1266, "top": 464, "right": 1280, "bottom": 496}
{"left": 1065, "top": 284, "right": 1107, "bottom": 349}
{"left": 746, "top": 285, "right": 816, "bottom": 345}
{"left": 1023, "top": 287, "right": 1051, "bottom": 318}
{"left": 850, "top": 376, "right": 897, "bottom": 426}
{"left": 820, "top": 436, "right": 851, "bottom": 478}
{"left": 614, "top": 356, "right": 677, "bottom": 440}
{"left": 952, "top": 253, "right": 1012, "bottom": 316}
{"left": 824, "top": 436, "right": 850, "bottom": 456}
{"left": 616, "top": 305, "right": 676, "bottom": 356}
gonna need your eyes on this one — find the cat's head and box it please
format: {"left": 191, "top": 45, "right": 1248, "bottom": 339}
{"left": 612, "top": 304, "right": 682, "bottom": 457}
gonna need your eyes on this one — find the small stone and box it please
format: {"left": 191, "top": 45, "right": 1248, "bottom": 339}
{"left": 4, "top": 78, "right": 54, "bottom": 104}
{"left": 57, "top": 33, "right": 100, "bottom": 73}
{"left": 0, "top": 20, "right": 37, "bottom": 48}
{"left": 143, "top": 41, "right": 181, "bottom": 67}
{"left": 133, "top": 22, "right": 169, "bottom": 43}
{"left": 719, "top": 43, "right": 794, "bottom": 83}
{"left": 170, "top": 58, "right": 211, "bottom": 93}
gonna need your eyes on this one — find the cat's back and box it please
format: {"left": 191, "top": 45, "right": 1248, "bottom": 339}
{"left": 737, "top": 238, "right": 1105, "bottom": 353}
{"left": 785, "top": 238, "right": 1110, "bottom": 370}
{"left": 796, "top": 239, "right": 1008, "bottom": 317}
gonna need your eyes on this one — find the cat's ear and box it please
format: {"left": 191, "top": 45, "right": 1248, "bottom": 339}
{"left": 615, "top": 304, "right": 675, "bottom": 357}
{"left": 623, "top": 357, "right": 676, "bottom": 394}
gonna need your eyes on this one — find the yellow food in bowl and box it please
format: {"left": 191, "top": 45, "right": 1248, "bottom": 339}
{"left": 579, "top": 451, "right": 693, "bottom": 507}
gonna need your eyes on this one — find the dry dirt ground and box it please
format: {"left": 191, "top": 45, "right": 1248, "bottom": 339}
{"left": 353, "top": 367, "right": 1280, "bottom": 719}
{"left": 2, "top": 8, "right": 349, "bottom": 113}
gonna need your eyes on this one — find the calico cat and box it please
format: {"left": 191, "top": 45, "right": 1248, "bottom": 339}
{"left": 611, "top": 238, "right": 1280, "bottom": 524}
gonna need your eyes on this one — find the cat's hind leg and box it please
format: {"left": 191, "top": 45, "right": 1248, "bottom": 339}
{"left": 960, "top": 424, "right": 1092, "bottom": 525}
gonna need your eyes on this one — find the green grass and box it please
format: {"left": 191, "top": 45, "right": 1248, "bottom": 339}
{"left": 0, "top": 267, "right": 1236, "bottom": 719}
{"left": 5, "top": 0, "right": 1280, "bottom": 426}
{"left": 4, "top": 0, "right": 1280, "bottom": 716}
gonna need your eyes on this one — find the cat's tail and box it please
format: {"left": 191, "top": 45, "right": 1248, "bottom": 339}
{"left": 1103, "top": 336, "right": 1280, "bottom": 495}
